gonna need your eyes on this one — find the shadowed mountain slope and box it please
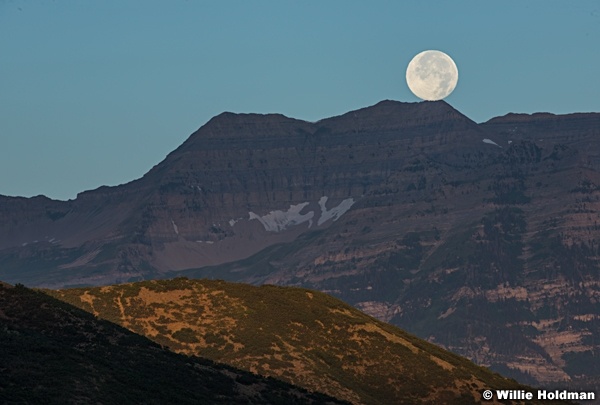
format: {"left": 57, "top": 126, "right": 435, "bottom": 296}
{"left": 0, "top": 282, "right": 345, "bottom": 405}
{"left": 0, "top": 100, "right": 492, "bottom": 288}
{"left": 46, "top": 277, "right": 571, "bottom": 405}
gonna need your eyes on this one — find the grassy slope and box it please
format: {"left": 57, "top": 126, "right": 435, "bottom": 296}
{"left": 46, "top": 277, "right": 571, "bottom": 405}
{"left": 0, "top": 282, "right": 345, "bottom": 405}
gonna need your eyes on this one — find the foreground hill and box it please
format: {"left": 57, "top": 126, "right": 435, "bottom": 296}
{"left": 0, "top": 282, "right": 344, "bottom": 404}
{"left": 48, "top": 277, "right": 562, "bottom": 405}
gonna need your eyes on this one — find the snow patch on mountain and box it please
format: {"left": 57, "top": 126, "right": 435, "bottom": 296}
{"left": 247, "top": 197, "right": 356, "bottom": 232}
{"left": 249, "top": 202, "right": 314, "bottom": 232}
{"left": 317, "top": 197, "right": 355, "bottom": 226}
{"left": 482, "top": 138, "right": 501, "bottom": 147}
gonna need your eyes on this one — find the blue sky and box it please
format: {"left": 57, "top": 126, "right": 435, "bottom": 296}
{"left": 2, "top": 1, "right": 599, "bottom": 200}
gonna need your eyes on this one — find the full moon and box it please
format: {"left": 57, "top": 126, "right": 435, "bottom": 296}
{"left": 406, "top": 50, "right": 458, "bottom": 101}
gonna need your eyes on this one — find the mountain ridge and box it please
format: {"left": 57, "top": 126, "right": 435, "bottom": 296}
{"left": 4, "top": 100, "right": 598, "bottom": 204}
{"left": 0, "top": 99, "right": 495, "bottom": 268}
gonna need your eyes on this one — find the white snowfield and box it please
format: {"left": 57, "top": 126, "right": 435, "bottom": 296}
{"left": 317, "top": 196, "right": 354, "bottom": 226}
{"left": 246, "top": 196, "right": 355, "bottom": 232}
{"left": 171, "top": 219, "right": 179, "bottom": 235}
{"left": 249, "top": 202, "right": 314, "bottom": 232}
{"left": 482, "top": 138, "right": 501, "bottom": 147}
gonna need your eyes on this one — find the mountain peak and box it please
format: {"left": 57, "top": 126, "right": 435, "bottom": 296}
{"left": 324, "top": 99, "right": 457, "bottom": 119}
{"left": 317, "top": 99, "right": 476, "bottom": 134}
{"left": 181, "top": 111, "right": 311, "bottom": 147}
{"left": 207, "top": 110, "right": 293, "bottom": 124}
{"left": 484, "top": 111, "right": 557, "bottom": 125}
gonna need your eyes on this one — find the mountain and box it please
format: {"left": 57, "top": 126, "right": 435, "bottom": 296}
{"left": 0, "top": 100, "right": 490, "bottom": 287}
{"left": 0, "top": 281, "right": 344, "bottom": 404}
{"left": 1, "top": 100, "right": 599, "bottom": 390}
{"left": 46, "top": 277, "right": 560, "bottom": 405}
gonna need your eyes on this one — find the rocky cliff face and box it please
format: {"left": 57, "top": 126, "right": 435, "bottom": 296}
{"left": 1, "top": 100, "right": 599, "bottom": 390}
{"left": 0, "top": 100, "right": 493, "bottom": 286}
